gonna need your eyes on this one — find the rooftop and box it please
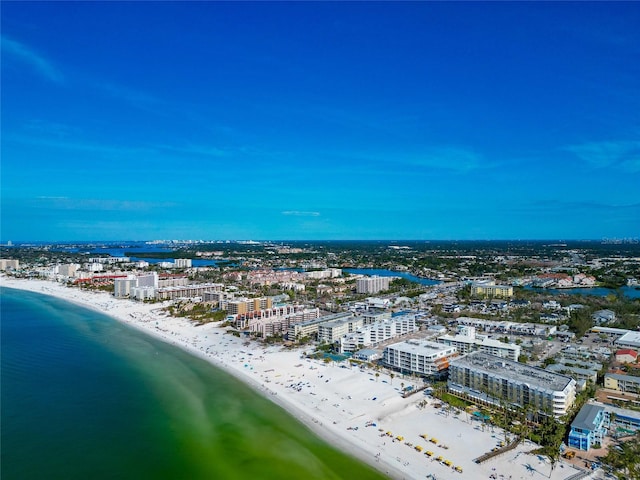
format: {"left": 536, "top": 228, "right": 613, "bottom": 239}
{"left": 386, "top": 339, "right": 454, "bottom": 355}
{"left": 571, "top": 403, "right": 604, "bottom": 431}
{"left": 450, "top": 351, "right": 575, "bottom": 392}
{"left": 617, "top": 331, "right": 640, "bottom": 348}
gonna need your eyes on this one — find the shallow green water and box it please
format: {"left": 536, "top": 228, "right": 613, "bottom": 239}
{"left": 1, "top": 287, "right": 386, "bottom": 480}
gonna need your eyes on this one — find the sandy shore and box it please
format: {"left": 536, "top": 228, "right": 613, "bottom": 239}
{"left": 1, "top": 276, "right": 592, "bottom": 480}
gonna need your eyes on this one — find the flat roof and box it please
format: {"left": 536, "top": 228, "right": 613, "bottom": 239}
{"left": 386, "top": 339, "right": 454, "bottom": 355}
{"left": 450, "top": 351, "right": 574, "bottom": 392}
{"left": 296, "top": 312, "right": 353, "bottom": 327}
{"left": 616, "top": 331, "right": 640, "bottom": 348}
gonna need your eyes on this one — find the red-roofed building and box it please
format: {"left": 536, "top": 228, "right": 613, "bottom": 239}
{"left": 615, "top": 349, "right": 638, "bottom": 364}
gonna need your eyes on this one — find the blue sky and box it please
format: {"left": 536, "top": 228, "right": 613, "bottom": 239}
{"left": 2, "top": 2, "right": 639, "bottom": 241}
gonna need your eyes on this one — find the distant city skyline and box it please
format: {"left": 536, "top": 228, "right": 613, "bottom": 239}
{"left": 2, "top": 2, "right": 639, "bottom": 241}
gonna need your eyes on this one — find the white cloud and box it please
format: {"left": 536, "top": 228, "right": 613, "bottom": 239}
{"left": 1, "top": 36, "right": 63, "bottom": 83}
{"left": 565, "top": 140, "right": 640, "bottom": 172}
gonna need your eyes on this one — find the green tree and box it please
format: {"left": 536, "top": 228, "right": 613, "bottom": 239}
{"left": 602, "top": 432, "right": 640, "bottom": 479}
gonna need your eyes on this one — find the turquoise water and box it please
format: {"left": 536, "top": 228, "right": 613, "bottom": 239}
{"left": 0, "top": 287, "right": 386, "bottom": 480}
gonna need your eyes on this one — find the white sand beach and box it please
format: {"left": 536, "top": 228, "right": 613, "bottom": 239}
{"left": 1, "top": 277, "right": 592, "bottom": 480}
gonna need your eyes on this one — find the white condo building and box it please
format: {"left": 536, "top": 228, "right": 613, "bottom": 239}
{"left": 114, "top": 276, "right": 138, "bottom": 298}
{"left": 114, "top": 272, "right": 159, "bottom": 298}
{"left": 305, "top": 268, "right": 342, "bottom": 280}
{"left": 288, "top": 312, "right": 354, "bottom": 341}
{"left": 339, "top": 314, "right": 418, "bottom": 353}
{"left": 356, "top": 276, "right": 391, "bottom": 294}
{"left": 58, "top": 263, "right": 80, "bottom": 277}
{"left": 318, "top": 316, "right": 365, "bottom": 343}
{"left": 138, "top": 272, "right": 159, "bottom": 288}
{"left": 174, "top": 258, "right": 192, "bottom": 268}
{"left": 447, "top": 351, "right": 577, "bottom": 417}
{"left": 382, "top": 339, "right": 458, "bottom": 377}
{"left": 437, "top": 326, "right": 521, "bottom": 361}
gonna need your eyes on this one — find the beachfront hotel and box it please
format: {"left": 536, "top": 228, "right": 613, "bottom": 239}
{"left": 382, "top": 339, "right": 458, "bottom": 377}
{"left": 447, "top": 351, "right": 577, "bottom": 417}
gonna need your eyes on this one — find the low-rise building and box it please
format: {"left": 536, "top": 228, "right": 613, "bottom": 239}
{"left": 592, "top": 309, "right": 616, "bottom": 325}
{"left": 546, "top": 363, "right": 598, "bottom": 384}
{"left": 352, "top": 349, "right": 380, "bottom": 362}
{"left": 604, "top": 373, "right": 640, "bottom": 394}
{"left": 616, "top": 331, "right": 640, "bottom": 350}
{"left": 615, "top": 349, "right": 638, "bottom": 364}
{"left": 568, "top": 403, "right": 608, "bottom": 451}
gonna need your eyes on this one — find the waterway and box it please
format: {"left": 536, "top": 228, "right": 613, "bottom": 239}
{"left": 524, "top": 285, "right": 640, "bottom": 299}
{"left": 343, "top": 268, "right": 441, "bottom": 287}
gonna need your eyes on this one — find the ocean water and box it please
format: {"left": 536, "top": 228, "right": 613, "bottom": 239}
{"left": 0, "top": 287, "right": 386, "bottom": 480}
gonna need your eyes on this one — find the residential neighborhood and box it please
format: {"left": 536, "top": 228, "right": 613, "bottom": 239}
{"left": 2, "top": 239, "right": 640, "bottom": 478}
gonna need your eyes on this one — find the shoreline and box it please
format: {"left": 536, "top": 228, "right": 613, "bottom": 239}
{"left": 1, "top": 276, "right": 587, "bottom": 480}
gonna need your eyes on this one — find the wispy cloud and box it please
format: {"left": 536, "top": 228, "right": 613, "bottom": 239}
{"left": 282, "top": 211, "right": 321, "bottom": 217}
{"left": 8, "top": 134, "right": 150, "bottom": 157}
{"left": 1, "top": 36, "right": 63, "bottom": 83}
{"left": 565, "top": 140, "right": 640, "bottom": 172}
